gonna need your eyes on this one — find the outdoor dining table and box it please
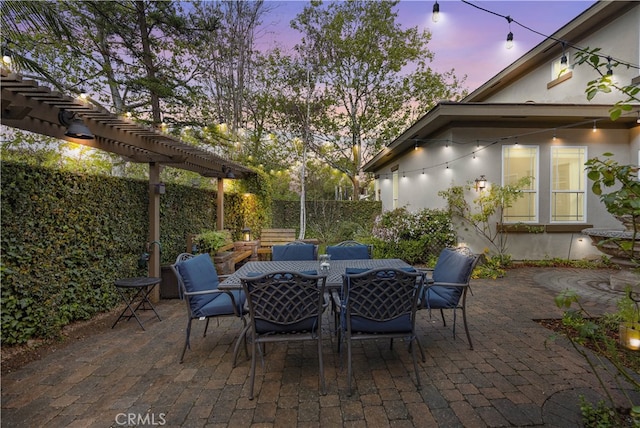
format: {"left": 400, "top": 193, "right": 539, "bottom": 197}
{"left": 218, "top": 258, "right": 415, "bottom": 365}
{"left": 218, "top": 258, "right": 413, "bottom": 291}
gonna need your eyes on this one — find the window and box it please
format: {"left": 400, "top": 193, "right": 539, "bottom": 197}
{"left": 502, "top": 145, "right": 538, "bottom": 223}
{"left": 551, "top": 147, "right": 586, "bottom": 222}
{"left": 392, "top": 168, "right": 399, "bottom": 209}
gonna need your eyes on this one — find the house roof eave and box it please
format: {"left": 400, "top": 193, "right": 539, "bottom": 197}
{"left": 363, "top": 102, "right": 639, "bottom": 172}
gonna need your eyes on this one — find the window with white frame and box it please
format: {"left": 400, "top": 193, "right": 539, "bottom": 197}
{"left": 502, "top": 145, "right": 538, "bottom": 223}
{"left": 551, "top": 146, "right": 586, "bottom": 222}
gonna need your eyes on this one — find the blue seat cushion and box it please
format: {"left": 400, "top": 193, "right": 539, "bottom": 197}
{"left": 432, "top": 248, "right": 474, "bottom": 283}
{"left": 197, "top": 289, "right": 246, "bottom": 318}
{"left": 255, "top": 317, "right": 318, "bottom": 334}
{"left": 348, "top": 314, "right": 411, "bottom": 334}
{"left": 327, "top": 245, "right": 370, "bottom": 260}
{"left": 272, "top": 244, "right": 316, "bottom": 261}
{"left": 176, "top": 254, "right": 220, "bottom": 309}
{"left": 424, "top": 286, "right": 461, "bottom": 309}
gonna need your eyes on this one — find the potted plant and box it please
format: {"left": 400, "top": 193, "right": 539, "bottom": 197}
{"left": 193, "top": 229, "right": 232, "bottom": 254}
{"left": 618, "top": 287, "right": 640, "bottom": 351}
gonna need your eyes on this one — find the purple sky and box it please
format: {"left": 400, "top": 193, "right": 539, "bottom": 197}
{"left": 257, "top": 0, "right": 597, "bottom": 91}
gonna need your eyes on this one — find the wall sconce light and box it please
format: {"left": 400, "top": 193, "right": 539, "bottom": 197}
{"left": 222, "top": 165, "right": 235, "bottom": 179}
{"left": 155, "top": 182, "right": 166, "bottom": 194}
{"left": 475, "top": 175, "right": 487, "bottom": 192}
{"left": 242, "top": 227, "right": 252, "bottom": 242}
{"left": 58, "top": 110, "right": 94, "bottom": 140}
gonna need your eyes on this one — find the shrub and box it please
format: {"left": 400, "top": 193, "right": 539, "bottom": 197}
{"left": 370, "top": 208, "right": 456, "bottom": 264}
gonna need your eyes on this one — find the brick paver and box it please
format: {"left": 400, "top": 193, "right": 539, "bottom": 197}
{"left": 2, "top": 267, "right": 639, "bottom": 427}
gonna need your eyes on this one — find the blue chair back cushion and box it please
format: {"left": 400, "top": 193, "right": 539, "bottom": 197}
{"left": 176, "top": 254, "right": 220, "bottom": 310}
{"left": 327, "top": 245, "right": 370, "bottom": 260}
{"left": 432, "top": 248, "right": 474, "bottom": 283}
{"left": 272, "top": 244, "right": 316, "bottom": 261}
{"left": 424, "top": 248, "right": 474, "bottom": 309}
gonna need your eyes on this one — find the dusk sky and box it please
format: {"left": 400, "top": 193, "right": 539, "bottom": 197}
{"left": 256, "top": 0, "right": 598, "bottom": 91}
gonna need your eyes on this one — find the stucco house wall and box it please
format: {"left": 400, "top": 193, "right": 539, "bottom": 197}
{"left": 367, "top": 1, "right": 639, "bottom": 261}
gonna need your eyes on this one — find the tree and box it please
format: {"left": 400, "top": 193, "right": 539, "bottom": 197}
{"left": 438, "top": 177, "right": 533, "bottom": 263}
{"left": 290, "top": 0, "right": 466, "bottom": 197}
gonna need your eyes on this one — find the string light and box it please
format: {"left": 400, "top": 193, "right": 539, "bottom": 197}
{"left": 606, "top": 57, "right": 613, "bottom": 76}
{"left": 592, "top": 120, "right": 597, "bottom": 132}
{"left": 560, "top": 42, "right": 568, "bottom": 65}
{"left": 506, "top": 31, "right": 514, "bottom": 50}
{"left": 459, "top": 0, "right": 639, "bottom": 71}
{"left": 414, "top": 143, "right": 418, "bottom": 151}
{"left": 505, "top": 16, "right": 514, "bottom": 49}
{"left": 432, "top": 1, "right": 440, "bottom": 23}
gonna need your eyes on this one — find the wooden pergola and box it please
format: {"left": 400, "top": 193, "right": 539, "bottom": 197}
{"left": 1, "top": 68, "right": 254, "bottom": 291}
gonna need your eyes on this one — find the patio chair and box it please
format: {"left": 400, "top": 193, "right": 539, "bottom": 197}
{"left": 171, "top": 253, "right": 247, "bottom": 363}
{"left": 419, "top": 247, "right": 479, "bottom": 350}
{"left": 335, "top": 267, "right": 425, "bottom": 395}
{"left": 272, "top": 240, "right": 318, "bottom": 261}
{"left": 326, "top": 240, "right": 372, "bottom": 260}
{"left": 240, "top": 271, "right": 327, "bottom": 400}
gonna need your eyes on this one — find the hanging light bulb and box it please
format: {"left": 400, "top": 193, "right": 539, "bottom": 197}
{"left": 505, "top": 16, "right": 514, "bottom": 49}
{"left": 560, "top": 42, "right": 568, "bottom": 65}
{"left": 506, "top": 32, "right": 514, "bottom": 49}
{"left": 606, "top": 56, "right": 613, "bottom": 76}
{"left": 592, "top": 120, "right": 597, "bottom": 133}
{"left": 414, "top": 143, "right": 418, "bottom": 151}
{"left": 432, "top": 1, "right": 440, "bottom": 23}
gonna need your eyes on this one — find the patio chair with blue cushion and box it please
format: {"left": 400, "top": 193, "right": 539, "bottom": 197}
{"left": 240, "top": 271, "right": 327, "bottom": 400}
{"left": 171, "top": 253, "right": 247, "bottom": 363}
{"left": 272, "top": 240, "right": 318, "bottom": 261}
{"left": 335, "top": 267, "right": 425, "bottom": 395}
{"left": 326, "top": 240, "right": 372, "bottom": 260}
{"left": 419, "top": 247, "right": 479, "bottom": 350}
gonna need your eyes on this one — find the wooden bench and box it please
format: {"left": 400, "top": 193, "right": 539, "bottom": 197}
{"left": 213, "top": 243, "right": 253, "bottom": 275}
{"left": 257, "top": 228, "right": 297, "bottom": 259}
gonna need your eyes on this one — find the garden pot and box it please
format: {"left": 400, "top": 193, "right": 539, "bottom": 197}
{"left": 619, "top": 322, "right": 640, "bottom": 350}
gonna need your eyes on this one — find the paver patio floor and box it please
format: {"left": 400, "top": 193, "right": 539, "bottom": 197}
{"left": 2, "top": 267, "right": 639, "bottom": 427}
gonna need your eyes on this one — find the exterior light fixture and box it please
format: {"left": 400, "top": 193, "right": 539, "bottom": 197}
{"left": 58, "top": 110, "right": 94, "bottom": 140}
{"left": 242, "top": 227, "right": 252, "bottom": 242}
{"left": 505, "top": 16, "right": 514, "bottom": 49}
{"left": 475, "top": 175, "right": 487, "bottom": 192}
{"left": 506, "top": 32, "right": 514, "bottom": 49}
{"left": 155, "top": 182, "right": 166, "bottom": 195}
{"left": 222, "top": 165, "right": 235, "bottom": 179}
{"left": 432, "top": 1, "right": 440, "bottom": 23}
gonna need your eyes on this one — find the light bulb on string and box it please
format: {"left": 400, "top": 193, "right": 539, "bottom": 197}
{"left": 593, "top": 120, "right": 597, "bottom": 133}
{"left": 432, "top": 1, "right": 440, "bottom": 23}
{"left": 505, "top": 16, "right": 514, "bottom": 50}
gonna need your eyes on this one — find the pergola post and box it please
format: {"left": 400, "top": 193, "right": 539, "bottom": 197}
{"left": 217, "top": 178, "right": 224, "bottom": 230}
{"left": 148, "top": 162, "right": 161, "bottom": 302}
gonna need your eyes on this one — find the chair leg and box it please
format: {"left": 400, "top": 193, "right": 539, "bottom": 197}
{"left": 440, "top": 308, "right": 447, "bottom": 327}
{"left": 203, "top": 318, "right": 211, "bottom": 337}
{"left": 180, "top": 318, "right": 193, "bottom": 363}
{"left": 249, "top": 337, "right": 258, "bottom": 400}
{"left": 233, "top": 322, "right": 251, "bottom": 368}
{"left": 462, "top": 307, "right": 473, "bottom": 350}
{"left": 410, "top": 337, "right": 421, "bottom": 389}
{"left": 347, "top": 332, "right": 353, "bottom": 397}
{"left": 317, "top": 332, "right": 326, "bottom": 395}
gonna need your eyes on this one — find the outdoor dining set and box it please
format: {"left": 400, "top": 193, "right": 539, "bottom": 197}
{"left": 168, "top": 240, "right": 479, "bottom": 399}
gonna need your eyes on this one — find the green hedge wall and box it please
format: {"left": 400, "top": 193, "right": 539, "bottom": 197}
{"left": 0, "top": 162, "right": 251, "bottom": 345}
{"left": 271, "top": 199, "right": 382, "bottom": 243}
